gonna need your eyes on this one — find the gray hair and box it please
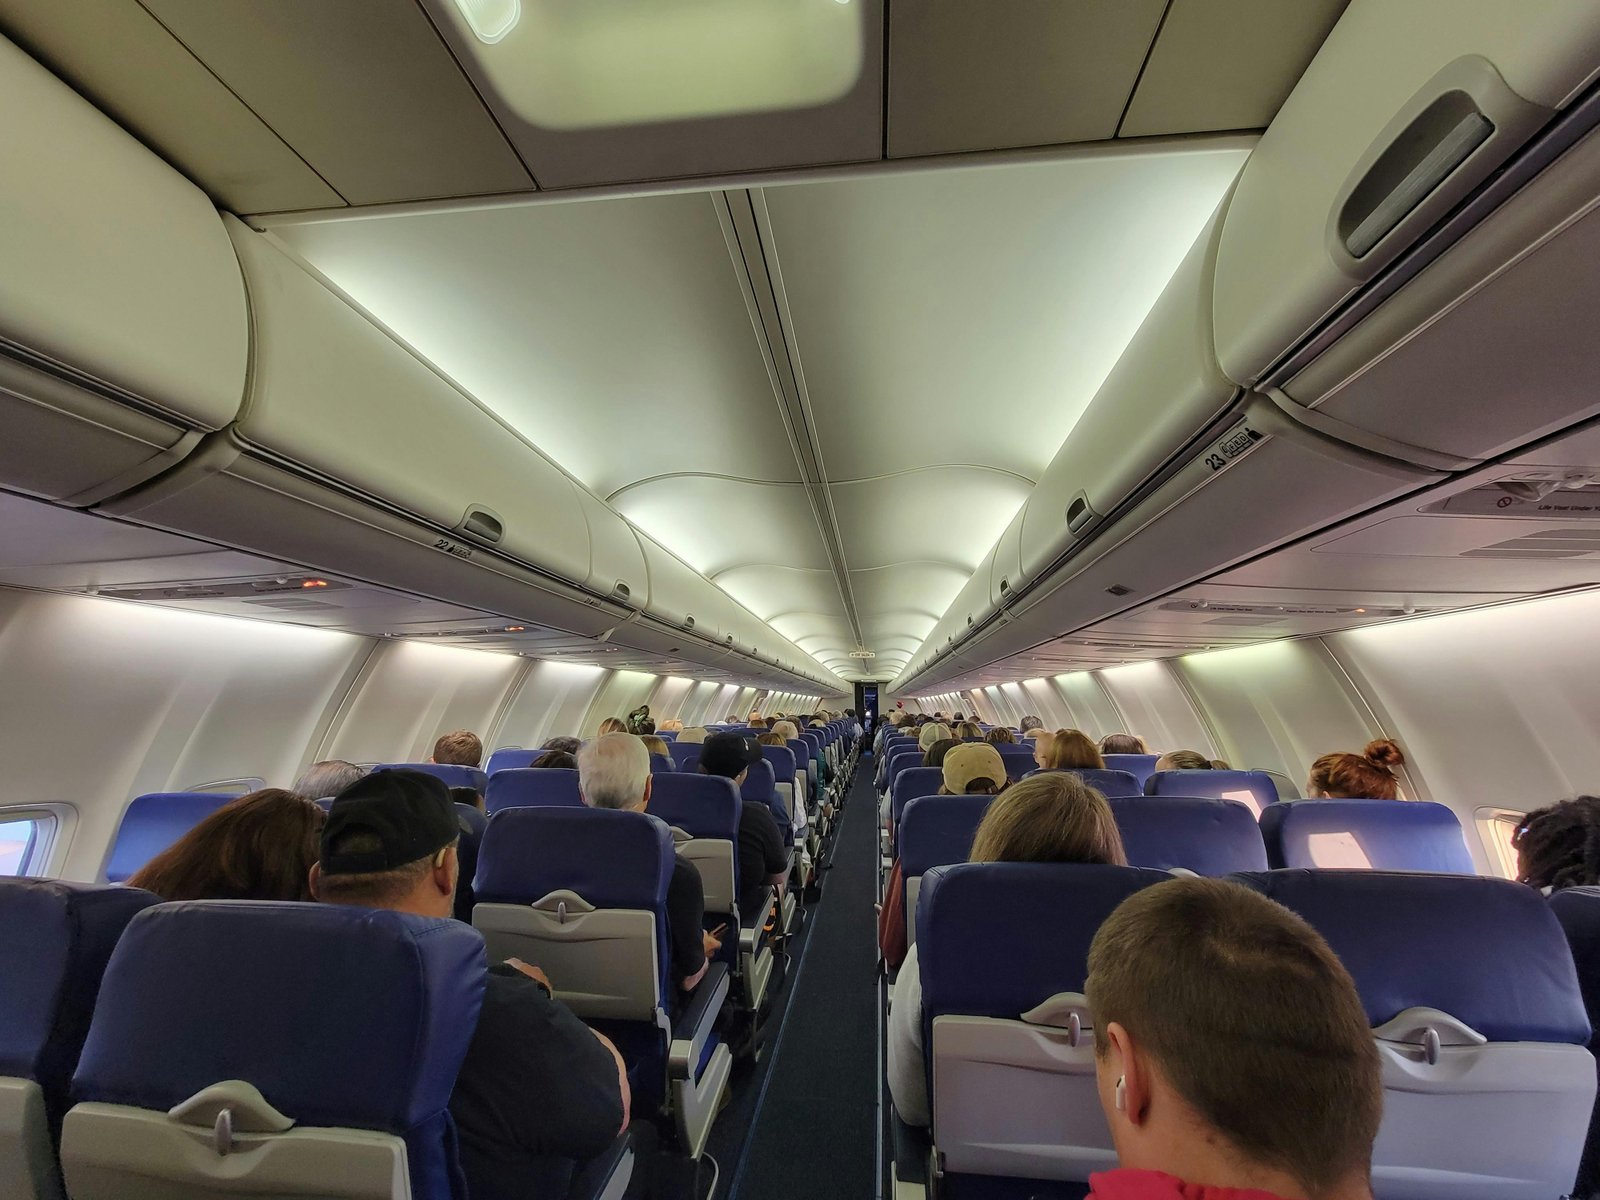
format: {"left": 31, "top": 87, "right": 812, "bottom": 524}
{"left": 772, "top": 720, "right": 799, "bottom": 741}
{"left": 577, "top": 732, "right": 650, "bottom": 811}
{"left": 293, "top": 760, "right": 368, "bottom": 801}
{"left": 1019, "top": 715, "right": 1044, "bottom": 733}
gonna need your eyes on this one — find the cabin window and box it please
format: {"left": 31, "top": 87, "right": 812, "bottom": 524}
{"left": 1474, "top": 807, "right": 1523, "bottom": 879}
{"left": 0, "top": 813, "right": 58, "bottom": 878}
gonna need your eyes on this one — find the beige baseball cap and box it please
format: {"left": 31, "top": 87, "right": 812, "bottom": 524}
{"left": 942, "top": 742, "right": 1007, "bottom": 794}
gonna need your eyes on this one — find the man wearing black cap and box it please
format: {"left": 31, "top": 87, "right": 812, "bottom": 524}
{"left": 311, "top": 770, "right": 629, "bottom": 1200}
{"left": 697, "top": 732, "right": 790, "bottom": 921}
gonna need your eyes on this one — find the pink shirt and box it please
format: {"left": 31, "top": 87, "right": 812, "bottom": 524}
{"left": 1088, "top": 1168, "right": 1299, "bottom": 1200}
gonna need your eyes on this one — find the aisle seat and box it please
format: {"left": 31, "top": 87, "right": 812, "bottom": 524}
{"left": 1111, "top": 796, "right": 1268, "bottom": 875}
{"left": 472, "top": 808, "right": 731, "bottom": 1159}
{"left": 484, "top": 767, "right": 582, "bottom": 813}
{"left": 1233, "top": 869, "right": 1593, "bottom": 1200}
{"left": 1259, "top": 800, "right": 1475, "bottom": 872}
{"left": 898, "top": 796, "right": 993, "bottom": 949}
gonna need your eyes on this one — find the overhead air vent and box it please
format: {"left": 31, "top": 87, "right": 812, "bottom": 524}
{"left": 1159, "top": 600, "right": 1416, "bottom": 619}
{"left": 1461, "top": 528, "right": 1600, "bottom": 559}
{"left": 1105, "top": 584, "right": 1134, "bottom": 597}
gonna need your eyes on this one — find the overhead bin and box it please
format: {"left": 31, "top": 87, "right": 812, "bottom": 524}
{"left": 1270, "top": 116, "right": 1600, "bottom": 465}
{"left": 1212, "top": 0, "right": 1600, "bottom": 387}
{"left": 0, "top": 32, "right": 247, "bottom": 504}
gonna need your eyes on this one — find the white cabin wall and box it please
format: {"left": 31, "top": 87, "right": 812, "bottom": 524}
{"left": 0, "top": 587, "right": 370, "bottom": 882}
{"left": 318, "top": 638, "right": 523, "bottom": 766}
{"left": 648, "top": 675, "right": 695, "bottom": 722}
{"left": 492, "top": 659, "right": 610, "bottom": 749}
{"left": 580, "top": 669, "right": 659, "bottom": 737}
{"left": 1020, "top": 679, "right": 1070, "bottom": 728}
{"left": 1050, "top": 672, "right": 1124, "bottom": 737}
{"left": 1096, "top": 662, "right": 1216, "bottom": 756}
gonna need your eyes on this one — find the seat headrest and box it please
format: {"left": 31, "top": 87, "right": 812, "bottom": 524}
{"left": 484, "top": 767, "right": 582, "bottom": 813}
{"left": 1259, "top": 800, "right": 1475, "bottom": 873}
{"left": 918, "top": 862, "right": 1173, "bottom": 1020}
{"left": 105, "top": 792, "right": 234, "bottom": 883}
{"left": 1145, "top": 770, "right": 1278, "bottom": 816}
{"left": 759, "top": 745, "right": 796, "bottom": 782}
{"left": 475, "top": 807, "right": 676, "bottom": 910}
{"left": 1103, "top": 754, "right": 1159, "bottom": 785}
{"left": 648, "top": 753, "right": 676, "bottom": 774}
{"left": 900, "top": 796, "right": 994, "bottom": 876}
{"left": 995, "top": 748, "right": 1038, "bottom": 780}
{"left": 484, "top": 749, "right": 540, "bottom": 776}
{"left": 1549, "top": 886, "right": 1600, "bottom": 1041}
{"left": 646, "top": 773, "right": 742, "bottom": 838}
{"left": 0, "top": 879, "right": 160, "bottom": 1117}
{"left": 740, "top": 759, "right": 776, "bottom": 802}
{"left": 1232, "top": 870, "right": 1590, "bottom": 1044}
{"left": 668, "top": 742, "right": 702, "bottom": 769}
{"left": 1111, "top": 796, "right": 1269, "bottom": 875}
{"left": 74, "top": 901, "right": 485, "bottom": 1133}
{"left": 1032, "top": 768, "right": 1141, "bottom": 798}
{"left": 374, "top": 763, "right": 489, "bottom": 794}
{"left": 890, "top": 767, "right": 946, "bottom": 825}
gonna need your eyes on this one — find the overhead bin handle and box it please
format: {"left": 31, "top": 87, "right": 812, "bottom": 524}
{"left": 458, "top": 505, "right": 505, "bottom": 545}
{"left": 1065, "top": 493, "right": 1097, "bottom": 534}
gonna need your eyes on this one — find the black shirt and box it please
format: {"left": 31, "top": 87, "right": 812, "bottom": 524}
{"left": 738, "top": 800, "right": 789, "bottom": 921}
{"left": 449, "top": 964, "right": 625, "bottom": 1200}
{"left": 667, "top": 855, "right": 707, "bottom": 990}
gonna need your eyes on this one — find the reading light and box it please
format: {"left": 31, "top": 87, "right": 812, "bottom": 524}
{"left": 504, "top": 625, "right": 526, "bottom": 632}
{"left": 301, "top": 579, "right": 329, "bottom": 589}
{"left": 451, "top": 0, "right": 520, "bottom": 44}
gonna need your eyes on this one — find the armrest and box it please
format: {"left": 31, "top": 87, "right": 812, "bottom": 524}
{"left": 892, "top": 1109, "right": 931, "bottom": 1187}
{"left": 669, "top": 962, "right": 730, "bottom": 1080}
{"left": 564, "top": 1131, "right": 635, "bottom": 1200}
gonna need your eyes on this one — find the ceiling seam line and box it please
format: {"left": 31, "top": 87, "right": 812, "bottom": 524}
{"left": 1113, "top": 0, "right": 1177, "bottom": 138}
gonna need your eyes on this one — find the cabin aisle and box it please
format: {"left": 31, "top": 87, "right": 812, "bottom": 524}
{"left": 721, "top": 758, "right": 879, "bottom": 1200}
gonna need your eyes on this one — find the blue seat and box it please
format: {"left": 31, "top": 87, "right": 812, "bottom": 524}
{"left": 0, "top": 880, "right": 160, "bottom": 1200}
{"left": 373, "top": 763, "right": 489, "bottom": 794}
{"left": 889, "top": 767, "right": 946, "bottom": 850}
{"left": 484, "top": 749, "right": 540, "bottom": 776}
{"left": 995, "top": 747, "right": 1038, "bottom": 781}
{"left": 1144, "top": 769, "right": 1277, "bottom": 817}
{"left": 1232, "top": 869, "right": 1593, "bottom": 1199}
{"left": 899, "top": 796, "right": 994, "bottom": 949}
{"left": 65, "top": 901, "right": 485, "bottom": 1200}
{"left": 484, "top": 767, "right": 582, "bottom": 813}
{"left": 1259, "top": 799, "right": 1476, "bottom": 872}
{"left": 471, "top": 807, "right": 731, "bottom": 1158}
{"left": 882, "top": 749, "right": 925, "bottom": 797}
{"left": 916, "top": 862, "right": 1173, "bottom": 1191}
{"left": 104, "top": 792, "right": 233, "bottom": 883}
{"left": 759, "top": 745, "right": 798, "bottom": 825}
{"left": 648, "top": 753, "right": 676, "bottom": 775}
{"left": 1102, "top": 754, "right": 1159, "bottom": 787}
{"left": 1549, "top": 886, "right": 1600, "bottom": 1199}
{"left": 656, "top": 730, "right": 678, "bottom": 742}
{"left": 1111, "top": 796, "right": 1269, "bottom": 875}
{"left": 452, "top": 802, "right": 487, "bottom": 925}
{"left": 667, "top": 742, "right": 702, "bottom": 772}
{"left": 646, "top": 775, "right": 743, "bottom": 920}
{"left": 739, "top": 759, "right": 791, "bottom": 848}
{"left": 1028, "top": 768, "right": 1141, "bottom": 798}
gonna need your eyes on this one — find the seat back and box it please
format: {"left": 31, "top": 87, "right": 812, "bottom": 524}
{"left": 0, "top": 880, "right": 160, "bottom": 1200}
{"left": 1031, "top": 768, "right": 1141, "bottom": 798}
{"left": 1233, "top": 869, "right": 1594, "bottom": 1200}
{"left": 995, "top": 747, "right": 1038, "bottom": 781}
{"left": 104, "top": 793, "right": 233, "bottom": 883}
{"left": 483, "top": 749, "right": 539, "bottom": 776}
{"left": 473, "top": 807, "right": 673, "bottom": 1022}
{"left": 1549, "top": 886, "right": 1600, "bottom": 1199}
{"left": 884, "top": 749, "right": 924, "bottom": 794}
{"left": 667, "top": 742, "right": 702, "bottom": 772}
{"left": 644, "top": 774, "right": 743, "bottom": 915}
{"left": 1102, "top": 754, "right": 1159, "bottom": 787}
{"left": 759, "top": 745, "right": 798, "bottom": 824}
{"left": 916, "top": 862, "right": 1173, "bottom": 1188}
{"left": 373, "top": 763, "right": 489, "bottom": 794}
{"left": 648, "top": 754, "right": 676, "bottom": 775}
{"left": 64, "top": 902, "right": 484, "bottom": 1200}
{"left": 1258, "top": 800, "right": 1475, "bottom": 872}
{"left": 483, "top": 767, "right": 582, "bottom": 814}
{"left": 899, "top": 796, "right": 993, "bottom": 948}
{"left": 738, "top": 761, "right": 789, "bottom": 846}
{"left": 889, "top": 767, "right": 946, "bottom": 841}
{"left": 451, "top": 803, "right": 487, "bottom": 925}
{"left": 1145, "top": 769, "right": 1277, "bottom": 817}
{"left": 1111, "top": 796, "right": 1269, "bottom": 875}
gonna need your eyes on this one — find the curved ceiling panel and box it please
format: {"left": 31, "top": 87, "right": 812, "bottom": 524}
{"left": 832, "top": 468, "right": 1032, "bottom": 572}
{"left": 614, "top": 476, "right": 821, "bottom": 577}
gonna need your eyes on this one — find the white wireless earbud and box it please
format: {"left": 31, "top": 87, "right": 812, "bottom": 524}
{"left": 1114, "top": 1076, "right": 1127, "bottom": 1112}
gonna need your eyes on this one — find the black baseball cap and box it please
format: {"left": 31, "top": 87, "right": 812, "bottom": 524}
{"left": 320, "top": 769, "right": 459, "bottom": 876}
{"left": 699, "top": 732, "right": 763, "bottom": 779}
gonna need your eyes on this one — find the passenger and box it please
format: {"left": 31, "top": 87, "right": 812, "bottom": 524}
{"left": 640, "top": 734, "right": 672, "bottom": 758}
{"left": 917, "top": 722, "right": 952, "bottom": 753}
{"left": 660, "top": 718, "right": 684, "bottom": 734}
{"left": 432, "top": 729, "right": 484, "bottom": 768}
{"left": 954, "top": 720, "right": 984, "bottom": 740}
{"left": 756, "top": 731, "right": 786, "bottom": 748}
{"left": 1044, "top": 729, "right": 1105, "bottom": 771}
{"left": 627, "top": 709, "right": 655, "bottom": 736}
{"left": 450, "top": 784, "right": 485, "bottom": 814}
{"left": 542, "top": 735, "right": 581, "bottom": 755}
{"left": 773, "top": 719, "right": 800, "bottom": 741}
{"left": 1306, "top": 739, "right": 1406, "bottom": 800}
{"left": 292, "top": 759, "right": 367, "bottom": 800}
{"left": 697, "top": 732, "right": 790, "bottom": 919}
{"left": 938, "top": 742, "right": 1007, "bottom": 797}
{"left": 126, "top": 789, "right": 325, "bottom": 902}
{"left": 725, "top": 713, "right": 740, "bottom": 724}
{"left": 677, "top": 726, "right": 709, "bottom": 744}
{"left": 1208, "top": 758, "right": 1232, "bottom": 770}
{"left": 311, "top": 770, "right": 629, "bottom": 1200}
{"left": 1084, "top": 878, "right": 1381, "bottom": 1200}
{"left": 1031, "top": 730, "right": 1058, "bottom": 770}
{"left": 923, "top": 738, "right": 960, "bottom": 770}
{"left": 596, "top": 717, "right": 627, "bottom": 736}
{"left": 576, "top": 733, "right": 721, "bottom": 992}
{"left": 1155, "top": 749, "right": 1211, "bottom": 772}
{"left": 530, "top": 750, "right": 577, "bottom": 770}
{"left": 1100, "top": 733, "right": 1148, "bottom": 756}
{"left": 1019, "top": 715, "right": 1044, "bottom": 736}
{"left": 748, "top": 710, "right": 763, "bottom": 726}
{"left": 984, "top": 727, "right": 1017, "bottom": 745}
{"left": 1513, "top": 796, "right": 1600, "bottom": 892}
{"left": 888, "top": 772, "right": 1125, "bottom": 1126}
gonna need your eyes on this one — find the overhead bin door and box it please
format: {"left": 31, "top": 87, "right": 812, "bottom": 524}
{"left": 0, "top": 32, "right": 247, "bottom": 503}
{"left": 1213, "top": 0, "right": 1600, "bottom": 387}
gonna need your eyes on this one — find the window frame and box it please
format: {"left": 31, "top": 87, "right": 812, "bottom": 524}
{"left": 1474, "top": 805, "right": 1524, "bottom": 879}
{"left": 183, "top": 777, "right": 267, "bottom": 797}
{"left": 0, "top": 804, "right": 73, "bottom": 878}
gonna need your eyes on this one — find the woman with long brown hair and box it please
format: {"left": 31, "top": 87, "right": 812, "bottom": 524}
{"left": 1306, "top": 739, "right": 1406, "bottom": 800}
{"left": 887, "top": 772, "right": 1126, "bottom": 1126}
{"left": 126, "top": 789, "right": 326, "bottom": 902}
{"left": 1042, "top": 728, "right": 1105, "bottom": 771}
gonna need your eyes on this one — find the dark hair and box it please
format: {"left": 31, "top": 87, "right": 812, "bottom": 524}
{"left": 531, "top": 750, "right": 577, "bottom": 770}
{"left": 449, "top": 785, "right": 484, "bottom": 813}
{"left": 984, "top": 727, "right": 1016, "bottom": 745}
{"left": 1514, "top": 797, "right": 1600, "bottom": 890}
{"left": 1308, "top": 739, "right": 1405, "bottom": 800}
{"left": 127, "top": 790, "right": 325, "bottom": 903}
{"left": 541, "top": 735, "right": 581, "bottom": 755}
{"left": 432, "top": 730, "right": 483, "bottom": 767}
{"left": 1099, "top": 733, "right": 1147, "bottom": 756}
{"left": 924, "top": 738, "right": 960, "bottom": 769}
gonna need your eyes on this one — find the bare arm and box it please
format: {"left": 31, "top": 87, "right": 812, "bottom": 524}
{"left": 590, "top": 1027, "right": 631, "bottom": 1135}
